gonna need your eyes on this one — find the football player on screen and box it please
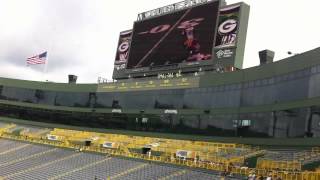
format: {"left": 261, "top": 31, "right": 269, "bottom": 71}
{"left": 181, "top": 25, "right": 211, "bottom": 62}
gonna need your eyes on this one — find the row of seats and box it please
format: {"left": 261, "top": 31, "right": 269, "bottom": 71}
{"left": 0, "top": 138, "right": 225, "bottom": 180}
{"left": 0, "top": 139, "right": 26, "bottom": 152}
{"left": 260, "top": 149, "right": 320, "bottom": 167}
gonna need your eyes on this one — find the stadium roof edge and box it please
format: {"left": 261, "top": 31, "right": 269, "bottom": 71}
{"left": 0, "top": 47, "right": 319, "bottom": 92}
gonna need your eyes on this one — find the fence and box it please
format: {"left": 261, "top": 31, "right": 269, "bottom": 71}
{"left": 1, "top": 125, "right": 320, "bottom": 180}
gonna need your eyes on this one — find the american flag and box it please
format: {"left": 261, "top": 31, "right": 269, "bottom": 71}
{"left": 26, "top": 52, "right": 47, "bottom": 65}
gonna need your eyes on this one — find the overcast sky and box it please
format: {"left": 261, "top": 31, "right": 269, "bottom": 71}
{"left": 0, "top": 0, "right": 319, "bottom": 83}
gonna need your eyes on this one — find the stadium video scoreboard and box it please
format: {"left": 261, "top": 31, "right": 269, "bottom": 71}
{"left": 112, "top": 0, "right": 249, "bottom": 80}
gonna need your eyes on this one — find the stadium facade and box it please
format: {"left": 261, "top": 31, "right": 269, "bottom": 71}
{"left": 1, "top": 47, "right": 320, "bottom": 138}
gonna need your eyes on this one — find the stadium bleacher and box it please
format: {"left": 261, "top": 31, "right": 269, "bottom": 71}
{"left": 257, "top": 149, "right": 320, "bottom": 171}
{"left": 1, "top": 122, "right": 320, "bottom": 180}
{"left": 0, "top": 138, "right": 230, "bottom": 180}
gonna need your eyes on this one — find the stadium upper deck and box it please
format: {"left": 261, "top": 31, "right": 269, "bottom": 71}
{"left": 0, "top": 47, "right": 320, "bottom": 138}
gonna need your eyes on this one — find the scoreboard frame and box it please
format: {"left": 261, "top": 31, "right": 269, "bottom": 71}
{"left": 112, "top": 1, "right": 249, "bottom": 80}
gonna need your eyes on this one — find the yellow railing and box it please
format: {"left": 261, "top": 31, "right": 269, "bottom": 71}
{"left": 20, "top": 128, "right": 50, "bottom": 138}
{"left": 1, "top": 133, "right": 320, "bottom": 180}
{"left": 257, "top": 149, "right": 320, "bottom": 172}
{"left": 0, "top": 123, "right": 16, "bottom": 135}
{"left": 257, "top": 159, "right": 302, "bottom": 171}
{"left": 2, "top": 125, "right": 320, "bottom": 180}
{"left": 48, "top": 128, "right": 247, "bottom": 163}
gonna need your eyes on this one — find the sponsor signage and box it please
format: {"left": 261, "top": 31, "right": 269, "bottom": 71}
{"left": 97, "top": 77, "right": 199, "bottom": 92}
{"left": 47, "top": 134, "right": 58, "bottom": 141}
{"left": 213, "top": 4, "right": 239, "bottom": 63}
{"left": 214, "top": 3, "right": 250, "bottom": 69}
{"left": 113, "top": 30, "right": 132, "bottom": 75}
{"left": 176, "top": 150, "right": 196, "bottom": 159}
{"left": 215, "top": 5, "right": 240, "bottom": 48}
{"left": 164, "top": 109, "right": 178, "bottom": 114}
{"left": 215, "top": 49, "right": 235, "bottom": 59}
{"left": 137, "top": 0, "right": 216, "bottom": 21}
{"left": 102, "top": 142, "right": 119, "bottom": 148}
{"left": 111, "top": 109, "right": 122, "bottom": 113}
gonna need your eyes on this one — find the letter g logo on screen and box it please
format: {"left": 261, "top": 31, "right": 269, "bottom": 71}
{"left": 118, "top": 41, "right": 130, "bottom": 52}
{"left": 218, "top": 19, "right": 237, "bottom": 35}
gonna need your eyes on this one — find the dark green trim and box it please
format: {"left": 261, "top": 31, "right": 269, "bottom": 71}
{"left": 0, "top": 48, "right": 320, "bottom": 92}
{"left": 0, "top": 77, "right": 97, "bottom": 92}
{"left": 200, "top": 47, "right": 320, "bottom": 87}
{"left": 2, "top": 95, "right": 320, "bottom": 115}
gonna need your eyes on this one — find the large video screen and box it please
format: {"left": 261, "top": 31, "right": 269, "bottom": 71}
{"left": 127, "top": 1, "right": 220, "bottom": 69}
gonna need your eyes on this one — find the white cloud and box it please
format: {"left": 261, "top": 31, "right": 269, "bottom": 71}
{"left": 0, "top": 0, "right": 319, "bottom": 83}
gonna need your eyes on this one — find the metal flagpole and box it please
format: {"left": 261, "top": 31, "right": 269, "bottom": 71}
{"left": 43, "top": 25, "right": 56, "bottom": 82}
{"left": 42, "top": 51, "right": 49, "bottom": 81}
{"left": 44, "top": 52, "right": 49, "bottom": 73}
{"left": 42, "top": 25, "right": 55, "bottom": 81}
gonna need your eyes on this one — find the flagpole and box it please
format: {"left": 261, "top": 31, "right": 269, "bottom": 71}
{"left": 42, "top": 51, "right": 49, "bottom": 81}
{"left": 43, "top": 26, "right": 56, "bottom": 82}
{"left": 44, "top": 52, "right": 48, "bottom": 72}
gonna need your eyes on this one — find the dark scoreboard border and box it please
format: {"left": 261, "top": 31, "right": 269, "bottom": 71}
{"left": 112, "top": 1, "right": 250, "bottom": 80}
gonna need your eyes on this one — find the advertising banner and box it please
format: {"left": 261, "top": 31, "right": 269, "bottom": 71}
{"left": 114, "top": 30, "right": 132, "bottom": 71}
{"left": 102, "top": 142, "right": 119, "bottom": 148}
{"left": 215, "top": 5, "right": 240, "bottom": 48}
{"left": 97, "top": 77, "right": 200, "bottom": 92}
{"left": 47, "top": 134, "right": 58, "bottom": 141}
{"left": 176, "top": 150, "right": 196, "bottom": 159}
